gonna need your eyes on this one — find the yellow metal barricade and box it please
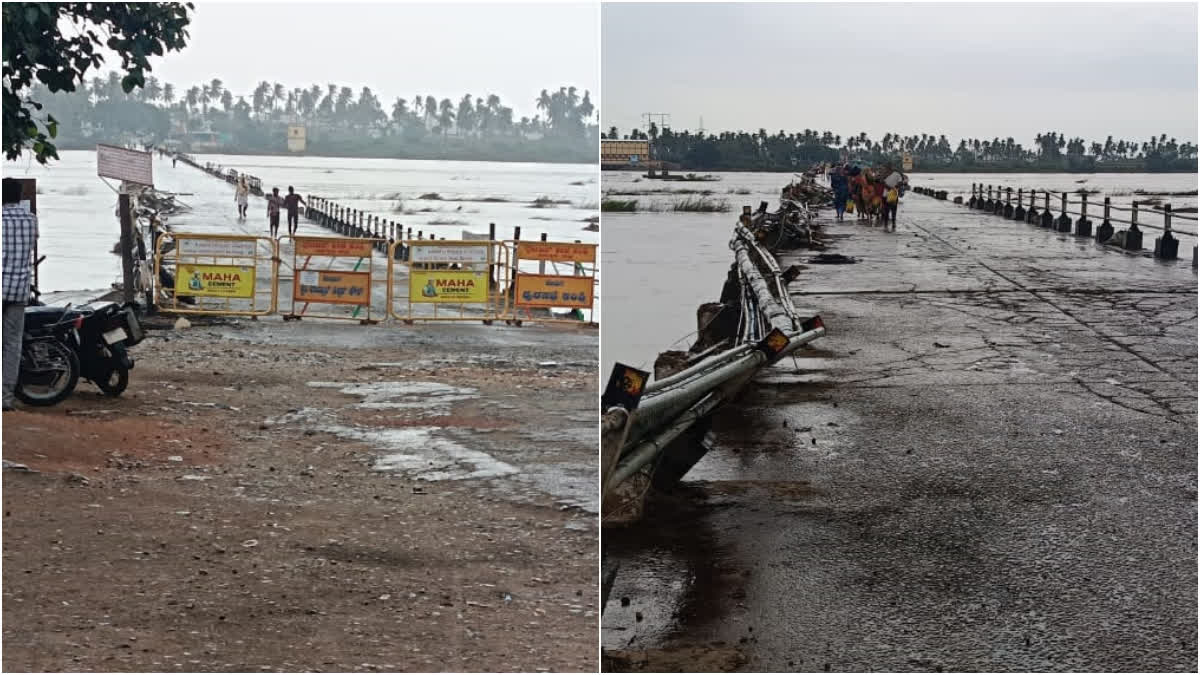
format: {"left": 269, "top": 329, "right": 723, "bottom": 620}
{"left": 388, "top": 240, "right": 510, "bottom": 324}
{"left": 154, "top": 232, "right": 277, "bottom": 317}
{"left": 502, "top": 240, "right": 598, "bottom": 327}
{"left": 278, "top": 235, "right": 389, "bottom": 324}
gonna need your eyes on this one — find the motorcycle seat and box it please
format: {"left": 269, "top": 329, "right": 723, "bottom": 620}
{"left": 23, "top": 305, "right": 80, "bottom": 328}
{"left": 24, "top": 305, "right": 70, "bottom": 318}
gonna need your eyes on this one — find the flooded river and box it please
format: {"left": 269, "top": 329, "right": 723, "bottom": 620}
{"left": 4, "top": 151, "right": 599, "bottom": 312}
{"left": 601, "top": 169, "right": 1197, "bottom": 372}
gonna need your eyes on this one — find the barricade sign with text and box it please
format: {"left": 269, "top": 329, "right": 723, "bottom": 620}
{"left": 155, "top": 233, "right": 277, "bottom": 316}
{"left": 389, "top": 240, "right": 507, "bottom": 324}
{"left": 506, "top": 240, "right": 597, "bottom": 326}
{"left": 282, "top": 235, "right": 386, "bottom": 323}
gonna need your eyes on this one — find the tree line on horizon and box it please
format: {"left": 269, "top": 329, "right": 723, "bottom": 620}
{"left": 608, "top": 125, "right": 1198, "bottom": 173}
{"left": 25, "top": 73, "right": 598, "bottom": 164}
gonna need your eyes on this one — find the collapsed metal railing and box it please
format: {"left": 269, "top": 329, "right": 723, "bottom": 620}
{"left": 601, "top": 218, "right": 826, "bottom": 507}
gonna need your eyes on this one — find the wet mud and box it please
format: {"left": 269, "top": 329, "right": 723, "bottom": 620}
{"left": 4, "top": 319, "right": 598, "bottom": 672}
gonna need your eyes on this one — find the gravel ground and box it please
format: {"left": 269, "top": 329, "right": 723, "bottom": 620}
{"left": 603, "top": 195, "right": 1197, "bottom": 672}
{"left": 3, "top": 318, "right": 598, "bottom": 672}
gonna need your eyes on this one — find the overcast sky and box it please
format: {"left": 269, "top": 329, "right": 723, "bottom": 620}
{"left": 602, "top": 2, "right": 1198, "bottom": 144}
{"left": 132, "top": 2, "right": 598, "bottom": 120}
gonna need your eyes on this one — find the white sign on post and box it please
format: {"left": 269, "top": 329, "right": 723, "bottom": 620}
{"left": 409, "top": 243, "right": 489, "bottom": 264}
{"left": 97, "top": 144, "right": 153, "bottom": 186}
{"left": 177, "top": 237, "right": 259, "bottom": 258}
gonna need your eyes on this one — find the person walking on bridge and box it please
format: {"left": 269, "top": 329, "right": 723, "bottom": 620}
{"left": 884, "top": 183, "right": 900, "bottom": 231}
{"left": 830, "top": 166, "right": 850, "bottom": 222}
{"left": 283, "top": 186, "right": 305, "bottom": 237}
{"left": 235, "top": 177, "right": 249, "bottom": 220}
{"left": 266, "top": 187, "right": 283, "bottom": 239}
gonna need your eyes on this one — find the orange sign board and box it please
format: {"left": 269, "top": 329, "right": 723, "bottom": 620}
{"left": 294, "top": 237, "right": 374, "bottom": 258}
{"left": 514, "top": 274, "right": 592, "bottom": 308}
{"left": 517, "top": 241, "right": 596, "bottom": 264}
{"left": 295, "top": 270, "right": 370, "bottom": 305}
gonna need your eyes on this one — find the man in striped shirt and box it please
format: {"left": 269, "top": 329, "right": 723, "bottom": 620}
{"left": 2, "top": 178, "right": 38, "bottom": 410}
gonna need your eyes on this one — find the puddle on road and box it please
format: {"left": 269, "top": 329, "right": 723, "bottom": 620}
{"left": 278, "top": 383, "right": 597, "bottom": 513}
{"left": 350, "top": 426, "right": 518, "bottom": 480}
{"left": 307, "top": 380, "right": 477, "bottom": 414}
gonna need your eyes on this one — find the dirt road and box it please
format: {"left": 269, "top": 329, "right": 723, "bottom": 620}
{"left": 603, "top": 196, "right": 1197, "bottom": 672}
{"left": 3, "top": 319, "right": 598, "bottom": 672}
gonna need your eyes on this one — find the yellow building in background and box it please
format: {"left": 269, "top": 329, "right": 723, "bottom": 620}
{"left": 287, "top": 125, "right": 306, "bottom": 152}
{"left": 602, "top": 139, "right": 654, "bottom": 169}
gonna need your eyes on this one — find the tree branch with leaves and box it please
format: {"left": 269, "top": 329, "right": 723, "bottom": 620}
{"left": 2, "top": 1, "right": 193, "bottom": 163}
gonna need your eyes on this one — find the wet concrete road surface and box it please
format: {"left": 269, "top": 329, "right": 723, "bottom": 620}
{"left": 603, "top": 196, "right": 1197, "bottom": 672}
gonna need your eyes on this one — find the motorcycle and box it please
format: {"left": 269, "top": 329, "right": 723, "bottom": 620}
{"left": 16, "top": 308, "right": 82, "bottom": 407}
{"left": 17, "top": 259, "right": 145, "bottom": 405}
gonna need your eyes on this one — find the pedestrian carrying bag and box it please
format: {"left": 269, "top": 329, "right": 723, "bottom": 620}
{"left": 887, "top": 188, "right": 898, "bottom": 204}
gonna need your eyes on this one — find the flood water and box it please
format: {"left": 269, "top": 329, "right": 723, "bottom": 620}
{"left": 4, "top": 151, "right": 599, "bottom": 312}
{"left": 601, "top": 169, "right": 1198, "bottom": 372}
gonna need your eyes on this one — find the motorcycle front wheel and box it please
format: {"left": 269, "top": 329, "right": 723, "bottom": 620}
{"left": 16, "top": 338, "right": 81, "bottom": 406}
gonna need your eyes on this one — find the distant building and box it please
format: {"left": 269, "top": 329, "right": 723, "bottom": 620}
{"left": 189, "top": 130, "right": 223, "bottom": 153}
{"left": 287, "top": 125, "right": 306, "bottom": 152}
{"left": 602, "top": 139, "right": 655, "bottom": 169}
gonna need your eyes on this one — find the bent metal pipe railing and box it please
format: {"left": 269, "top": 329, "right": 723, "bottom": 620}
{"left": 603, "top": 218, "right": 826, "bottom": 496}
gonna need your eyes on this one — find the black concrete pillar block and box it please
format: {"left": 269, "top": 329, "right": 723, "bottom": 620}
{"left": 1074, "top": 218, "right": 1091, "bottom": 237}
{"left": 1040, "top": 210, "right": 1054, "bottom": 228}
{"left": 968, "top": 196, "right": 977, "bottom": 208}
{"left": 1124, "top": 225, "right": 1143, "bottom": 251}
{"left": 1004, "top": 204, "right": 1015, "bottom": 218}
{"left": 1193, "top": 245, "right": 1197, "bottom": 268}
{"left": 1013, "top": 205, "right": 1025, "bottom": 220}
{"left": 1154, "top": 232, "right": 1179, "bottom": 260}
{"left": 1056, "top": 214, "right": 1072, "bottom": 232}
{"left": 953, "top": 196, "right": 963, "bottom": 204}
{"left": 1096, "top": 221, "right": 1114, "bottom": 244}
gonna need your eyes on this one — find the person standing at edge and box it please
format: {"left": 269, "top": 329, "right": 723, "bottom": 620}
{"left": 284, "top": 186, "right": 305, "bottom": 237}
{"left": 266, "top": 187, "right": 283, "bottom": 238}
{"left": 2, "top": 178, "right": 38, "bottom": 411}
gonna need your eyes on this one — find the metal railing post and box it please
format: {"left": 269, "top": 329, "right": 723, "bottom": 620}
{"left": 1075, "top": 192, "right": 1091, "bottom": 236}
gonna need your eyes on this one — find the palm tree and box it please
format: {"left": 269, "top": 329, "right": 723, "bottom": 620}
{"left": 221, "top": 89, "right": 233, "bottom": 113}
{"left": 535, "top": 89, "right": 552, "bottom": 127}
{"left": 391, "top": 98, "right": 409, "bottom": 131}
{"left": 457, "top": 94, "right": 475, "bottom": 137}
{"left": 185, "top": 86, "right": 200, "bottom": 116}
{"left": 143, "top": 76, "right": 162, "bottom": 103}
{"left": 252, "top": 82, "right": 270, "bottom": 117}
{"left": 163, "top": 83, "right": 176, "bottom": 108}
{"left": 424, "top": 95, "right": 436, "bottom": 128}
{"left": 437, "top": 98, "right": 455, "bottom": 139}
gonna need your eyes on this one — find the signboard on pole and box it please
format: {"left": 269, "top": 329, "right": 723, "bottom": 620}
{"left": 409, "top": 243, "right": 489, "bottom": 264}
{"left": 294, "top": 237, "right": 374, "bottom": 258}
{"left": 517, "top": 241, "right": 596, "bottom": 264}
{"left": 902, "top": 152, "right": 913, "bottom": 172}
{"left": 178, "top": 237, "right": 259, "bottom": 258}
{"left": 97, "top": 144, "right": 153, "bottom": 186}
